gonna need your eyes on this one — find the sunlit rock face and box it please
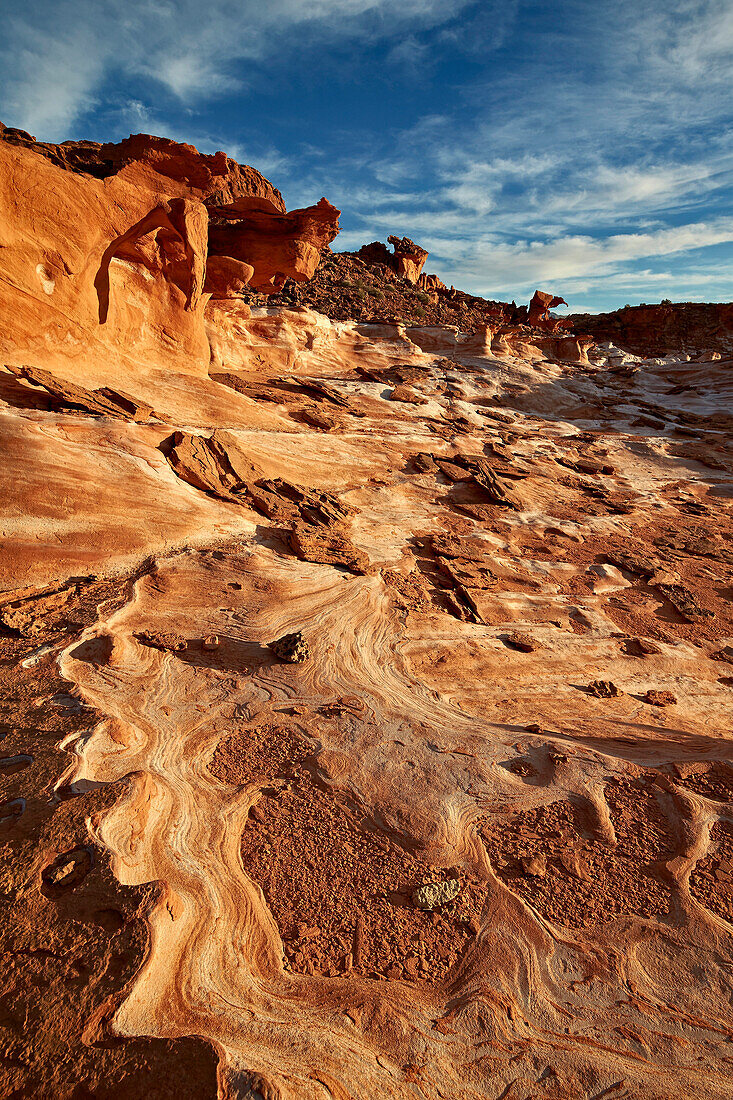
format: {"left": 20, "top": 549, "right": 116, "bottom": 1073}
{"left": 528, "top": 288, "right": 568, "bottom": 327}
{"left": 0, "top": 126, "right": 339, "bottom": 377}
{"left": 0, "top": 126, "right": 287, "bottom": 206}
{"left": 569, "top": 300, "right": 733, "bottom": 358}
{"left": 207, "top": 196, "right": 341, "bottom": 294}
{"left": 2, "top": 125, "right": 733, "bottom": 1100}
{"left": 355, "top": 235, "right": 429, "bottom": 283}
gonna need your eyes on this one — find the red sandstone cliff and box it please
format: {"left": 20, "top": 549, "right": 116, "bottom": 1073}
{"left": 569, "top": 300, "right": 733, "bottom": 357}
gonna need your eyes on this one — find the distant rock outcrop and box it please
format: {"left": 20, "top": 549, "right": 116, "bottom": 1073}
{"left": 569, "top": 300, "right": 733, "bottom": 357}
{"left": 274, "top": 248, "right": 588, "bottom": 358}
{"left": 418, "top": 272, "right": 447, "bottom": 294}
{"left": 528, "top": 289, "right": 568, "bottom": 327}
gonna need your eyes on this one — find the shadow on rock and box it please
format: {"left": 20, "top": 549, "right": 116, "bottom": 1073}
{"left": 177, "top": 635, "right": 272, "bottom": 673}
{"left": 69, "top": 635, "right": 115, "bottom": 665}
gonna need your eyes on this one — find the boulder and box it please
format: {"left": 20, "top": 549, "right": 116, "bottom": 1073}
{"left": 412, "top": 879, "right": 460, "bottom": 910}
{"left": 644, "top": 689, "right": 677, "bottom": 707}
{"left": 204, "top": 256, "right": 255, "bottom": 299}
{"left": 586, "top": 680, "right": 622, "bottom": 698}
{"left": 269, "top": 631, "right": 310, "bottom": 663}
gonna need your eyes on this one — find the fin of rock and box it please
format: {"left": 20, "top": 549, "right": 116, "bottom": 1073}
{"left": 159, "top": 430, "right": 370, "bottom": 574}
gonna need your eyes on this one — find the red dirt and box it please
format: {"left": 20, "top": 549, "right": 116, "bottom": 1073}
{"left": 212, "top": 724, "right": 488, "bottom": 983}
{"left": 481, "top": 775, "right": 676, "bottom": 928}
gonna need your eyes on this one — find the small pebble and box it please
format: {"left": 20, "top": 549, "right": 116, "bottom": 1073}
{"left": 644, "top": 689, "right": 677, "bottom": 707}
{"left": 506, "top": 632, "right": 537, "bottom": 652}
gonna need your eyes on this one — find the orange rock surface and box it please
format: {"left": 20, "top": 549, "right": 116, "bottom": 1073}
{"left": 208, "top": 196, "right": 341, "bottom": 293}
{"left": 0, "top": 125, "right": 340, "bottom": 380}
{"left": 569, "top": 299, "right": 733, "bottom": 357}
{"left": 355, "top": 235, "right": 429, "bottom": 283}
{"left": 528, "top": 288, "right": 569, "bottom": 327}
{"left": 2, "top": 127, "right": 733, "bottom": 1100}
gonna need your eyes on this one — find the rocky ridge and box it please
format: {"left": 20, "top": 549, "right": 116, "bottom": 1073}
{"left": 570, "top": 300, "right": 733, "bottom": 358}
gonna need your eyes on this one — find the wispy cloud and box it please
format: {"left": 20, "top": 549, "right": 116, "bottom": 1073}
{"left": 431, "top": 218, "right": 733, "bottom": 294}
{"left": 0, "top": 0, "right": 472, "bottom": 137}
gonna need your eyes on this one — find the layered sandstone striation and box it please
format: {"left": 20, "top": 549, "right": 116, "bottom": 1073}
{"left": 2, "top": 127, "right": 733, "bottom": 1100}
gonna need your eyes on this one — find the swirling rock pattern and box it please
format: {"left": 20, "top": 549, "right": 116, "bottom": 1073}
{"left": 2, "top": 290, "right": 733, "bottom": 1095}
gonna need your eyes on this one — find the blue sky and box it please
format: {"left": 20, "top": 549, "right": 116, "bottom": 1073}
{"left": 1, "top": 1, "right": 732, "bottom": 313}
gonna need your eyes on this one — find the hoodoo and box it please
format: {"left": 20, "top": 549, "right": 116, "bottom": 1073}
{"left": 354, "top": 235, "right": 429, "bottom": 283}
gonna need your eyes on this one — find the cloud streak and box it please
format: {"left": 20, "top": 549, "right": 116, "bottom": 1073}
{"left": 432, "top": 218, "right": 733, "bottom": 294}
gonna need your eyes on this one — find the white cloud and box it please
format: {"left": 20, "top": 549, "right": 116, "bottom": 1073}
{"left": 155, "top": 57, "right": 241, "bottom": 99}
{"left": 2, "top": 16, "right": 105, "bottom": 136}
{"left": 224, "top": 143, "right": 292, "bottom": 180}
{"left": 386, "top": 34, "right": 431, "bottom": 70}
{"left": 665, "top": 0, "right": 733, "bottom": 78}
{"left": 430, "top": 219, "right": 733, "bottom": 300}
{"left": 0, "top": 0, "right": 472, "bottom": 137}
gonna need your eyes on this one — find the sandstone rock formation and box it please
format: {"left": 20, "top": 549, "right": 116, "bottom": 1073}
{"left": 355, "top": 235, "right": 429, "bottom": 283}
{"left": 208, "top": 196, "right": 340, "bottom": 293}
{"left": 204, "top": 256, "right": 256, "bottom": 300}
{"left": 0, "top": 125, "right": 340, "bottom": 379}
{"left": 0, "top": 124, "right": 286, "bottom": 207}
{"left": 417, "top": 271, "right": 447, "bottom": 294}
{"left": 528, "top": 288, "right": 568, "bottom": 327}
{"left": 2, "top": 127, "right": 733, "bottom": 1100}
